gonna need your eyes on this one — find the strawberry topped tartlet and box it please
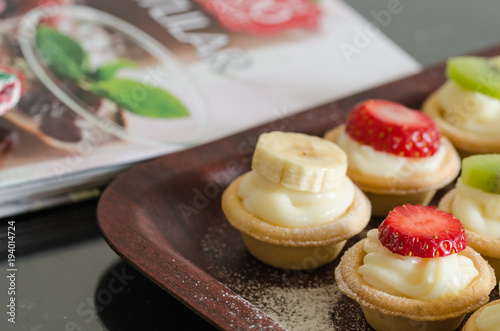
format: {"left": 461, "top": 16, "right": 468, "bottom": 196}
{"left": 324, "top": 99, "right": 461, "bottom": 215}
{"left": 335, "top": 204, "right": 496, "bottom": 331}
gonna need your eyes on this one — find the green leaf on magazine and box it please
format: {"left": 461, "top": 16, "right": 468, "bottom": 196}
{"left": 93, "top": 59, "right": 137, "bottom": 81}
{"left": 36, "top": 25, "right": 89, "bottom": 81}
{"left": 91, "top": 78, "right": 190, "bottom": 118}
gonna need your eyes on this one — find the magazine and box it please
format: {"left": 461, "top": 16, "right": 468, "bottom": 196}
{"left": 0, "top": 0, "right": 419, "bottom": 216}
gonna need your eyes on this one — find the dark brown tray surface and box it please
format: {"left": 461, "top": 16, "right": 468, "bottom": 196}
{"left": 97, "top": 48, "right": 500, "bottom": 330}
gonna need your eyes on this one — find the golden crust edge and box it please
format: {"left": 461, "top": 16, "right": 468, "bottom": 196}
{"left": 221, "top": 173, "right": 372, "bottom": 247}
{"left": 324, "top": 125, "right": 461, "bottom": 194}
{"left": 334, "top": 240, "right": 496, "bottom": 321}
{"left": 462, "top": 299, "right": 500, "bottom": 331}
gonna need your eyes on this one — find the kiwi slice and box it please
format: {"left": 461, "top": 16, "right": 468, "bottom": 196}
{"left": 446, "top": 56, "right": 500, "bottom": 100}
{"left": 461, "top": 154, "right": 500, "bottom": 194}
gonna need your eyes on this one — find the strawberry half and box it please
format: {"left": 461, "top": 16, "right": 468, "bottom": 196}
{"left": 345, "top": 99, "right": 440, "bottom": 157}
{"left": 378, "top": 204, "right": 467, "bottom": 258}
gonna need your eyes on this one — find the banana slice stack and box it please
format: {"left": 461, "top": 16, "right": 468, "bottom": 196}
{"left": 252, "top": 131, "right": 348, "bottom": 193}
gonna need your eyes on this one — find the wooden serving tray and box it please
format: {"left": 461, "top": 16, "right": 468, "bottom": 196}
{"left": 97, "top": 48, "right": 500, "bottom": 330}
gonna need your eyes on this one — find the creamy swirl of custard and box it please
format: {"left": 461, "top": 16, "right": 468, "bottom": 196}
{"left": 357, "top": 229, "right": 478, "bottom": 300}
{"left": 476, "top": 302, "right": 500, "bottom": 331}
{"left": 336, "top": 131, "right": 447, "bottom": 177}
{"left": 451, "top": 179, "right": 500, "bottom": 240}
{"left": 238, "top": 171, "right": 355, "bottom": 227}
{"left": 438, "top": 80, "right": 500, "bottom": 136}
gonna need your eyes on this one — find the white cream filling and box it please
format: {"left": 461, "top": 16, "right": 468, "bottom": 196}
{"left": 476, "top": 303, "right": 500, "bottom": 331}
{"left": 451, "top": 179, "right": 500, "bottom": 240}
{"left": 336, "top": 130, "right": 447, "bottom": 178}
{"left": 358, "top": 229, "right": 478, "bottom": 300}
{"left": 238, "top": 171, "right": 355, "bottom": 227}
{"left": 438, "top": 80, "right": 500, "bottom": 136}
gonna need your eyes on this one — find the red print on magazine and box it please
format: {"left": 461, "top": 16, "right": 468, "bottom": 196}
{"left": 194, "top": 0, "right": 322, "bottom": 35}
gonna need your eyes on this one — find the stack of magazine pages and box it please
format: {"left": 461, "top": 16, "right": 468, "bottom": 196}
{"left": 0, "top": 0, "right": 418, "bottom": 217}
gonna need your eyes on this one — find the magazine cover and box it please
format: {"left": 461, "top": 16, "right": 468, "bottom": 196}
{"left": 0, "top": 0, "right": 419, "bottom": 212}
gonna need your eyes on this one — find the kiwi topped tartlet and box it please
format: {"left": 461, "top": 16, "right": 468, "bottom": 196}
{"left": 423, "top": 56, "right": 500, "bottom": 155}
{"left": 438, "top": 154, "right": 500, "bottom": 281}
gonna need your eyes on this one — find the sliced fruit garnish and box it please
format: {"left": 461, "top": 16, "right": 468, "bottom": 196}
{"left": 0, "top": 70, "right": 22, "bottom": 115}
{"left": 461, "top": 154, "right": 500, "bottom": 194}
{"left": 0, "top": 65, "right": 27, "bottom": 96}
{"left": 252, "top": 131, "right": 347, "bottom": 193}
{"left": 378, "top": 204, "right": 467, "bottom": 258}
{"left": 345, "top": 100, "right": 440, "bottom": 158}
{"left": 447, "top": 56, "right": 500, "bottom": 100}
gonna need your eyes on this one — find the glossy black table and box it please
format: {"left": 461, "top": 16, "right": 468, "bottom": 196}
{"left": 0, "top": 199, "right": 216, "bottom": 330}
{"left": 2, "top": 0, "right": 500, "bottom": 330}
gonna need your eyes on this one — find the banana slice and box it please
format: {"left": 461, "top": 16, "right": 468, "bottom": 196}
{"left": 252, "top": 131, "right": 347, "bottom": 193}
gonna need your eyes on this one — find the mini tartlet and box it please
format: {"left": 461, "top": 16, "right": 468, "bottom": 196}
{"left": 463, "top": 299, "right": 500, "bottom": 331}
{"left": 423, "top": 56, "right": 500, "bottom": 156}
{"left": 221, "top": 131, "right": 371, "bottom": 270}
{"left": 439, "top": 154, "right": 500, "bottom": 281}
{"left": 325, "top": 99, "right": 460, "bottom": 215}
{"left": 335, "top": 204, "right": 496, "bottom": 331}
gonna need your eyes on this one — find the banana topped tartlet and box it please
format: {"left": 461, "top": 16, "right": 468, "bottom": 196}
{"left": 325, "top": 99, "right": 460, "bottom": 215}
{"left": 439, "top": 154, "right": 500, "bottom": 281}
{"left": 423, "top": 56, "right": 500, "bottom": 155}
{"left": 463, "top": 299, "right": 500, "bottom": 331}
{"left": 221, "top": 131, "right": 371, "bottom": 270}
{"left": 335, "top": 204, "right": 496, "bottom": 331}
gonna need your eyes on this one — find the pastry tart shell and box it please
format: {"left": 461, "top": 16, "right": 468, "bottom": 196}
{"left": 462, "top": 299, "right": 500, "bottom": 331}
{"left": 422, "top": 91, "right": 500, "bottom": 156}
{"left": 335, "top": 240, "right": 496, "bottom": 330}
{"left": 324, "top": 125, "right": 460, "bottom": 215}
{"left": 221, "top": 173, "right": 371, "bottom": 269}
